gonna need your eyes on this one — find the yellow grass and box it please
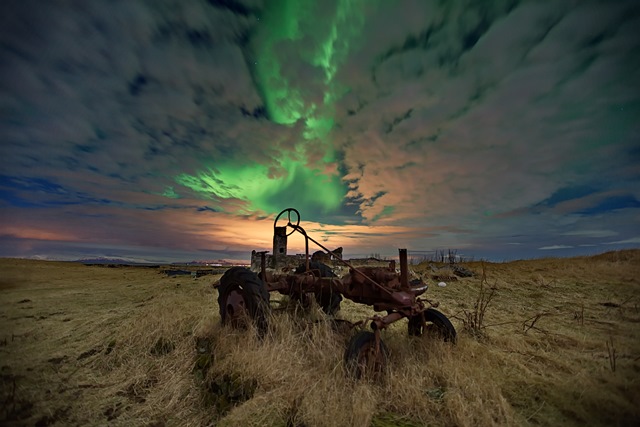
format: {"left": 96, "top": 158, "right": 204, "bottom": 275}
{"left": 0, "top": 251, "right": 639, "bottom": 426}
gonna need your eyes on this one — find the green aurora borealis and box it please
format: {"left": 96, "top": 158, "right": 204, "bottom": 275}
{"left": 175, "top": 0, "right": 371, "bottom": 215}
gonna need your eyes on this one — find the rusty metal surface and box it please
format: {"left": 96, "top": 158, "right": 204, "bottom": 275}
{"left": 258, "top": 208, "right": 441, "bottom": 331}
{"left": 370, "top": 312, "right": 404, "bottom": 330}
{"left": 399, "top": 248, "right": 408, "bottom": 289}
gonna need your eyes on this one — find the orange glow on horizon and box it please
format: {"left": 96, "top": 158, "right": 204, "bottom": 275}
{"left": 1, "top": 227, "right": 76, "bottom": 242}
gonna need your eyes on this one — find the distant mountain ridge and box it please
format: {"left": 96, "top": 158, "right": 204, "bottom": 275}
{"left": 73, "top": 257, "right": 247, "bottom": 266}
{"left": 175, "top": 260, "right": 240, "bottom": 266}
{"left": 73, "top": 257, "right": 152, "bottom": 265}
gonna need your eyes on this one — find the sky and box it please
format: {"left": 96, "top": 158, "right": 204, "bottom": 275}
{"left": 0, "top": 0, "right": 639, "bottom": 263}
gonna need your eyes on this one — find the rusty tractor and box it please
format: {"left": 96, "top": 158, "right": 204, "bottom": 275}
{"left": 216, "top": 208, "right": 456, "bottom": 378}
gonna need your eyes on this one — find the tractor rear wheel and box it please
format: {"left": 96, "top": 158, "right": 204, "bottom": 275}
{"left": 295, "top": 261, "right": 342, "bottom": 315}
{"left": 218, "top": 267, "right": 270, "bottom": 336}
{"left": 408, "top": 308, "right": 457, "bottom": 343}
{"left": 344, "top": 331, "right": 389, "bottom": 379}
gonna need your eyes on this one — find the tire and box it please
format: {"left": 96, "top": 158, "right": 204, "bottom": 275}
{"left": 218, "top": 267, "right": 270, "bottom": 335}
{"left": 295, "top": 261, "right": 342, "bottom": 315}
{"left": 408, "top": 308, "right": 457, "bottom": 343}
{"left": 344, "top": 331, "right": 389, "bottom": 379}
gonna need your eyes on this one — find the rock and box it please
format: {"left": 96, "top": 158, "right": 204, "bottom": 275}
{"left": 452, "top": 265, "right": 474, "bottom": 277}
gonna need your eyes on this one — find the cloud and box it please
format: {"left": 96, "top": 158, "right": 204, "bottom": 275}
{"left": 539, "top": 245, "right": 574, "bottom": 250}
{"left": 0, "top": 200, "right": 445, "bottom": 261}
{"left": 0, "top": 0, "right": 270, "bottom": 184}
{"left": 562, "top": 230, "right": 618, "bottom": 238}
{"left": 331, "top": 0, "right": 640, "bottom": 259}
{"left": 604, "top": 237, "right": 640, "bottom": 245}
{"left": 0, "top": 0, "right": 638, "bottom": 262}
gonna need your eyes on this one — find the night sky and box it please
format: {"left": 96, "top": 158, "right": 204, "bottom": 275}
{"left": 1, "top": 0, "right": 639, "bottom": 263}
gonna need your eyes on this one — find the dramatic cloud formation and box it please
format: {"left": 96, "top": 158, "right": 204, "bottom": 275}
{"left": 1, "top": 0, "right": 638, "bottom": 262}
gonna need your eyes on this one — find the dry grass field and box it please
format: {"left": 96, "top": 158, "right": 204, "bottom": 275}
{"left": 1, "top": 251, "right": 639, "bottom": 426}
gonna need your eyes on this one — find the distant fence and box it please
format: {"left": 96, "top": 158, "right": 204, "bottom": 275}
{"left": 163, "top": 268, "right": 230, "bottom": 278}
{"left": 407, "top": 249, "right": 473, "bottom": 264}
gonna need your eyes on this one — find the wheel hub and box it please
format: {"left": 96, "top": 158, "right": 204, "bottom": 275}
{"left": 357, "top": 342, "right": 385, "bottom": 377}
{"left": 225, "top": 288, "right": 248, "bottom": 327}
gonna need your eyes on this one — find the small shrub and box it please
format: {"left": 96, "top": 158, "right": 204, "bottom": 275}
{"left": 458, "top": 263, "right": 497, "bottom": 338}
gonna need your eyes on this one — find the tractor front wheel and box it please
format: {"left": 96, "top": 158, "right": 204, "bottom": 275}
{"left": 408, "top": 308, "right": 457, "bottom": 343}
{"left": 344, "top": 331, "right": 389, "bottom": 379}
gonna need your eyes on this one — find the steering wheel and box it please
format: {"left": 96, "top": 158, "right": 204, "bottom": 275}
{"left": 274, "top": 208, "right": 301, "bottom": 236}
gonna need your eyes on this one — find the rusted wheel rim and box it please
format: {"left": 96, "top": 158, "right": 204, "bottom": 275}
{"left": 357, "top": 342, "right": 385, "bottom": 377}
{"left": 225, "top": 287, "right": 248, "bottom": 327}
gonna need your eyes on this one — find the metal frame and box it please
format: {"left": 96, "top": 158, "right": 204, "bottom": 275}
{"left": 261, "top": 208, "right": 438, "bottom": 332}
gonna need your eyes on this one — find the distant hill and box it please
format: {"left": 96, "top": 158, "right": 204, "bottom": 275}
{"left": 173, "top": 260, "right": 248, "bottom": 267}
{"left": 588, "top": 249, "right": 640, "bottom": 263}
{"left": 73, "top": 257, "right": 149, "bottom": 265}
{"left": 73, "top": 257, "right": 247, "bottom": 267}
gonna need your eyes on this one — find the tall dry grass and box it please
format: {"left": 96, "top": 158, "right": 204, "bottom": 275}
{"left": 1, "top": 251, "right": 639, "bottom": 426}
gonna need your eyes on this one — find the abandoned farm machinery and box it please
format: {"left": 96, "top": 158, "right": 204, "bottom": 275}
{"left": 215, "top": 208, "right": 456, "bottom": 377}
